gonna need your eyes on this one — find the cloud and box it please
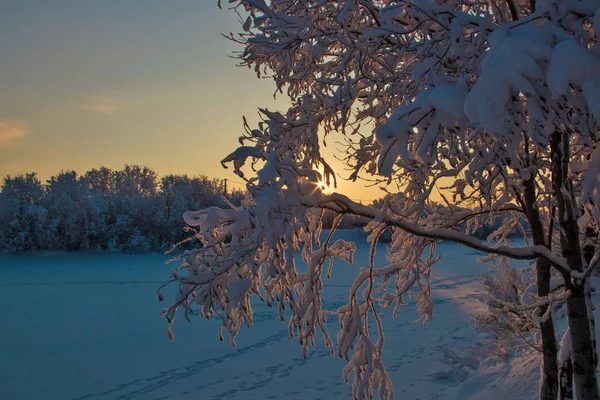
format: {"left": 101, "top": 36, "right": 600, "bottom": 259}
{"left": 81, "top": 95, "right": 125, "bottom": 115}
{"left": 0, "top": 120, "right": 26, "bottom": 147}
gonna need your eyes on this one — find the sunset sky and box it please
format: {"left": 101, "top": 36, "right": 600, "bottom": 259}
{"left": 0, "top": 1, "right": 382, "bottom": 202}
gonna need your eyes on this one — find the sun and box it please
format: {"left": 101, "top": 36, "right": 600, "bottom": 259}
{"left": 317, "top": 180, "right": 331, "bottom": 193}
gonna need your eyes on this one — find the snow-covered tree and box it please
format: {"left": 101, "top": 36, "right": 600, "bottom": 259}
{"left": 0, "top": 173, "right": 47, "bottom": 253}
{"left": 43, "top": 170, "right": 92, "bottom": 250}
{"left": 162, "top": 1, "right": 600, "bottom": 399}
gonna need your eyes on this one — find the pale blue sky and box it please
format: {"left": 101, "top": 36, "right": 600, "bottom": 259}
{"left": 0, "top": 1, "right": 377, "bottom": 200}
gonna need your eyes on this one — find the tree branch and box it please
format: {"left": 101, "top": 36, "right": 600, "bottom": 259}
{"left": 302, "top": 192, "right": 571, "bottom": 274}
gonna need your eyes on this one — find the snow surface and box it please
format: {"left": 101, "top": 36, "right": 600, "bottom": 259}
{"left": 0, "top": 230, "right": 539, "bottom": 400}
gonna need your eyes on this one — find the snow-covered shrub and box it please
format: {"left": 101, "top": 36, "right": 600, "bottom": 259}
{"left": 118, "top": 228, "right": 153, "bottom": 254}
{"left": 474, "top": 265, "right": 538, "bottom": 358}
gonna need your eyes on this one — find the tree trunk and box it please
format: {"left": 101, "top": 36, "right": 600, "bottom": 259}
{"left": 566, "top": 287, "right": 599, "bottom": 400}
{"left": 584, "top": 246, "right": 598, "bottom": 370}
{"left": 559, "top": 361, "right": 574, "bottom": 400}
{"left": 538, "top": 258, "right": 560, "bottom": 400}
{"left": 559, "top": 351, "right": 574, "bottom": 400}
{"left": 559, "top": 328, "right": 574, "bottom": 400}
{"left": 522, "top": 177, "right": 559, "bottom": 400}
{"left": 552, "top": 130, "right": 599, "bottom": 400}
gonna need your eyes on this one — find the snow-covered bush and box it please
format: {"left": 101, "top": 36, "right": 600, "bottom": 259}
{"left": 474, "top": 264, "right": 541, "bottom": 358}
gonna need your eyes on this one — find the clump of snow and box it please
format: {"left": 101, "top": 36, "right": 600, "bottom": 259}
{"left": 464, "top": 25, "right": 552, "bottom": 135}
{"left": 547, "top": 39, "right": 600, "bottom": 99}
{"left": 583, "top": 81, "right": 600, "bottom": 122}
{"left": 375, "top": 83, "right": 468, "bottom": 174}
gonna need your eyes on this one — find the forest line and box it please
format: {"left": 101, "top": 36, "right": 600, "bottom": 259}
{"left": 0, "top": 165, "right": 245, "bottom": 254}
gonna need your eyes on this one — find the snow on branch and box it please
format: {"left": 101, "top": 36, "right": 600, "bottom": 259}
{"left": 305, "top": 192, "right": 571, "bottom": 273}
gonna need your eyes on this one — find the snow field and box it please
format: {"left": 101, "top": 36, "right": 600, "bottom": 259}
{"left": 0, "top": 231, "right": 535, "bottom": 400}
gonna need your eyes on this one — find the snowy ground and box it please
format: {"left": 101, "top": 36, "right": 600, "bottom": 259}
{"left": 0, "top": 230, "right": 538, "bottom": 400}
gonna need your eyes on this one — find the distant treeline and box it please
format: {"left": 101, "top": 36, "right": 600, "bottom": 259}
{"left": 0, "top": 166, "right": 522, "bottom": 254}
{"left": 0, "top": 165, "right": 245, "bottom": 254}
